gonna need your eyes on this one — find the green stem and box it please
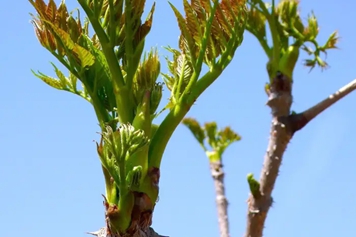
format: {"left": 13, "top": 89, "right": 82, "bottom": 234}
{"left": 148, "top": 104, "right": 186, "bottom": 168}
{"left": 258, "top": 37, "right": 272, "bottom": 58}
{"left": 271, "top": 0, "right": 275, "bottom": 12}
{"left": 119, "top": 153, "right": 128, "bottom": 193}
{"left": 78, "top": 0, "right": 134, "bottom": 123}
{"left": 115, "top": 87, "right": 134, "bottom": 123}
{"left": 256, "top": 0, "right": 280, "bottom": 66}
{"left": 102, "top": 165, "right": 118, "bottom": 204}
{"left": 108, "top": 0, "right": 117, "bottom": 43}
{"left": 124, "top": 0, "right": 135, "bottom": 91}
{"left": 288, "top": 23, "right": 305, "bottom": 41}
{"left": 93, "top": 0, "right": 99, "bottom": 17}
{"left": 149, "top": 69, "right": 222, "bottom": 168}
{"left": 189, "top": 67, "right": 223, "bottom": 104}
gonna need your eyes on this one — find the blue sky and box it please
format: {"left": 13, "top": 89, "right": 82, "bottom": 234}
{"left": 1, "top": 1, "right": 356, "bottom": 237}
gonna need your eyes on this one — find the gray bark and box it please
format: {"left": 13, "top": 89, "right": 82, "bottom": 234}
{"left": 210, "top": 160, "right": 230, "bottom": 237}
{"left": 245, "top": 75, "right": 356, "bottom": 237}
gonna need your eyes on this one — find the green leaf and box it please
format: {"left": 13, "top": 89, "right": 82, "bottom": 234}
{"left": 73, "top": 44, "right": 96, "bottom": 67}
{"left": 218, "top": 126, "right": 241, "bottom": 153}
{"left": 43, "top": 19, "right": 95, "bottom": 68}
{"left": 50, "top": 62, "right": 70, "bottom": 89}
{"left": 31, "top": 69, "right": 66, "bottom": 90}
{"left": 183, "top": 0, "right": 202, "bottom": 44}
{"left": 182, "top": 117, "right": 206, "bottom": 145}
{"left": 169, "top": 2, "right": 196, "bottom": 60}
{"left": 175, "top": 54, "right": 193, "bottom": 95}
{"left": 204, "top": 122, "right": 218, "bottom": 149}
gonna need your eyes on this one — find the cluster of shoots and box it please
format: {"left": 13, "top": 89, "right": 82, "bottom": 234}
{"left": 29, "top": 0, "right": 247, "bottom": 234}
{"left": 182, "top": 117, "right": 241, "bottom": 161}
{"left": 246, "top": 0, "right": 339, "bottom": 82}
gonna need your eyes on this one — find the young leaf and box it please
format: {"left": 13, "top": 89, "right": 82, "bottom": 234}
{"left": 183, "top": 0, "right": 203, "bottom": 44}
{"left": 31, "top": 70, "right": 66, "bottom": 91}
{"left": 204, "top": 122, "right": 218, "bottom": 149}
{"left": 182, "top": 117, "right": 206, "bottom": 145}
{"left": 169, "top": 2, "right": 197, "bottom": 60}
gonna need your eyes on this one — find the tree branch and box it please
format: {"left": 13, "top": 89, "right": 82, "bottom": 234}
{"left": 290, "top": 78, "right": 356, "bottom": 133}
{"left": 210, "top": 160, "right": 230, "bottom": 237}
{"left": 87, "top": 226, "right": 168, "bottom": 237}
{"left": 245, "top": 76, "right": 356, "bottom": 237}
{"left": 245, "top": 73, "right": 293, "bottom": 237}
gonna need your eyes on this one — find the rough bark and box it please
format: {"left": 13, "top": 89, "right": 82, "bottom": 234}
{"left": 210, "top": 160, "right": 230, "bottom": 237}
{"left": 245, "top": 72, "right": 293, "bottom": 237}
{"left": 87, "top": 226, "right": 167, "bottom": 237}
{"left": 88, "top": 168, "right": 166, "bottom": 237}
{"left": 244, "top": 75, "right": 356, "bottom": 237}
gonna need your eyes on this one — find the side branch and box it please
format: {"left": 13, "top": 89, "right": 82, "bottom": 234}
{"left": 290, "top": 78, "right": 356, "bottom": 133}
{"left": 210, "top": 161, "right": 230, "bottom": 237}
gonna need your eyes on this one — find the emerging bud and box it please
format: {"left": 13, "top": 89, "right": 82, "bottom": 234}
{"left": 133, "top": 49, "right": 161, "bottom": 107}
{"left": 304, "top": 13, "right": 319, "bottom": 41}
{"left": 276, "top": 0, "right": 299, "bottom": 25}
{"left": 150, "top": 83, "right": 163, "bottom": 115}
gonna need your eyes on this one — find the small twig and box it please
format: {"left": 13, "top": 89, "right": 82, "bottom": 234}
{"left": 290, "top": 78, "right": 356, "bottom": 133}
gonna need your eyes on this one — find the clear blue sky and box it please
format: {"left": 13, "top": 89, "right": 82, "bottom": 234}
{"left": 1, "top": 1, "right": 356, "bottom": 237}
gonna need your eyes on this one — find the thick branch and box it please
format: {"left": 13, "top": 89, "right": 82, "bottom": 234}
{"left": 245, "top": 75, "right": 356, "bottom": 237}
{"left": 290, "top": 78, "right": 356, "bottom": 133}
{"left": 210, "top": 161, "right": 230, "bottom": 237}
{"left": 87, "top": 226, "right": 168, "bottom": 237}
{"left": 245, "top": 73, "right": 294, "bottom": 237}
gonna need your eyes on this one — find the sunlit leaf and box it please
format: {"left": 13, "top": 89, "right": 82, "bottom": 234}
{"left": 31, "top": 70, "right": 65, "bottom": 90}
{"left": 182, "top": 117, "right": 206, "bottom": 145}
{"left": 169, "top": 2, "right": 196, "bottom": 57}
{"left": 183, "top": 0, "right": 202, "bottom": 44}
{"left": 204, "top": 122, "right": 218, "bottom": 149}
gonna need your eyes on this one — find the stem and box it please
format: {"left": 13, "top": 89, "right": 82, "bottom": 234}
{"left": 210, "top": 159, "right": 230, "bottom": 237}
{"left": 148, "top": 104, "right": 186, "bottom": 167}
{"left": 290, "top": 78, "right": 356, "bottom": 133}
{"left": 108, "top": 0, "right": 117, "bottom": 43}
{"left": 78, "top": 0, "right": 134, "bottom": 123}
{"left": 149, "top": 69, "right": 223, "bottom": 167}
{"left": 256, "top": 0, "right": 280, "bottom": 66}
{"left": 257, "top": 37, "right": 271, "bottom": 58}
{"left": 124, "top": 0, "right": 135, "bottom": 91}
{"left": 102, "top": 165, "right": 117, "bottom": 204}
{"left": 188, "top": 66, "right": 223, "bottom": 104}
